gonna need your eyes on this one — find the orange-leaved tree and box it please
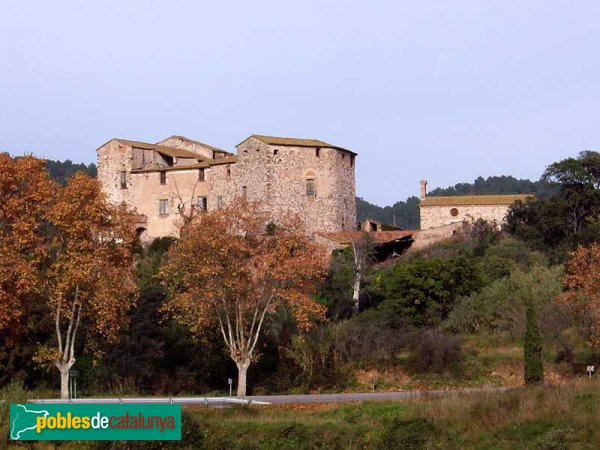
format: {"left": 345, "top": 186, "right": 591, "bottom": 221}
{"left": 556, "top": 243, "right": 600, "bottom": 351}
{"left": 0, "top": 153, "right": 56, "bottom": 331}
{"left": 43, "top": 173, "right": 137, "bottom": 398}
{"left": 161, "top": 201, "right": 326, "bottom": 396}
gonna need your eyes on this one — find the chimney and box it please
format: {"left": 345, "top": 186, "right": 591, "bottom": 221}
{"left": 420, "top": 179, "right": 427, "bottom": 199}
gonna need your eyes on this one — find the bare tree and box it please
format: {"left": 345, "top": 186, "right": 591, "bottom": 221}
{"left": 351, "top": 232, "right": 375, "bottom": 312}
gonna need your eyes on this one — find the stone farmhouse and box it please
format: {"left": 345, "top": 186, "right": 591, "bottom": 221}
{"left": 97, "top": 134, "right": 357, "bottom": 243}
{"left": 418, "top": 179, "right": 533, "bottom": 230}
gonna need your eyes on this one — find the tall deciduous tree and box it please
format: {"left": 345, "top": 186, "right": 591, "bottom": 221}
{"left": 162, "top": 201, "right": 326, "bottom": 397}
{"left": 43, "top": 173, "right": 137, "bottom": 398}
{"left": 506, "top": 151, "right": 600, "bottom": 252}
{"left": 0, "top": 154, "right": 56, "bottom": 331}
{"left": 556, "top": 243, "right": 600, "bottom": 351}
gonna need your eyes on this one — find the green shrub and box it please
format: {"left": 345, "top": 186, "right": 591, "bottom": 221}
{"left": 475, "top": 237, "right": 549, "bottom": 287}
{"left": 177, "top": 410, "right": 204, "bottom": 449}
{"left": 407, "top": 329, "right": 463, "bottom": 374}
{"left": 0, "top": 381, "right": 29, "bottom": 442}
{"left": 333, "top": 309, "right": 413, "bottom": 366}
{"left": 444, "top": 265, "right": 563, "bottom": 338}
{"left": 378, "top": 255, "right": 481, "bottom": 326}
{"left": 537, "top": 427, "right": 572, "bottom": 450}
{"left": 377, "top": 418, "right": 435, "bottom": 450}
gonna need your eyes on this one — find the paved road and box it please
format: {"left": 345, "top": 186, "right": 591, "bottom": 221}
{"left": 248, "top": 387, "right": 513, "bottom": 404}
{"left": 30, "top": 387, "right": 513, "bottom": 407}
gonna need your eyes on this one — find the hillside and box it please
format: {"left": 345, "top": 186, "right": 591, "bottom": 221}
{"left": 45, "top": 159, "right": 97, "bottom": 184}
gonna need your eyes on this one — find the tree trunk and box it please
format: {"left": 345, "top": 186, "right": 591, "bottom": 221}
{"left": 352, "top": 270, "right": 361, "bottom": 312}
{"left": 236, "top": 359, "right": 251, "bottom": 397}
{"left": 58, "top": 365, "right": 71, "bottom": 399}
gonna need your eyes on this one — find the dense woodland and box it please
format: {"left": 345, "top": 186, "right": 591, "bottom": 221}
{"left": 1, "top": 151, "right": 599, "bottom": 404}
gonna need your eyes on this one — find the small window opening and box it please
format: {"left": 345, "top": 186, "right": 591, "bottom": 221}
{"left": 198, "top": 168, "right": 205, "bottom": 181}
{"left": 316, "top": 148, "right": 321, "bottom": 157}
{"left": 306, "top": 179, "right": 316, "bottom": 197}
{"left": 197, "top": 196, "right": 207, "bottom": 211}
{"left": 217, "top": 195, "right": 223, "bottom": 209}
{"left": 242, "top": 186, "right": 247, "bottom": 198}
{"left": 450, "top": 208, "right": 459, "bottom": 217}
{"left": 120, "top": 171, "right": 127, "bottom": 189}
{"left": 159, "top": 171, "right": 166, "bottom": 185}
{"left": 274, "top": 149, "right": 279, "bottom": 156}
{"left": 159, "top": 199, "right": 169, "bottom": 216}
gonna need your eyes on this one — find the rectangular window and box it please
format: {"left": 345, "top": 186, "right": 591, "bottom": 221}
{"left": 217, "top": 195, "right": 223, "bottom": 209}
{"left": 198, "top": 168, "right": 205, "bottom": 182}
{"left": 316, "top": 148, "right": 320, "bottom": 157}
{"left": 306, "top": 179, "right": 316, "bottom": 197}
{"left": 350, "top": 155, "right": 355, "bottom": 167}
{"left": 159, "top": 199, "right": 169, "bottom": 216}
{"left": 242, "top": 186, "right": 247, "bottom": 199}
{"left": 197, "top": 196, "right": 207, "bottom": 211}
{"left": 159, "top": 171, "right": 166, "bottom": 185}
{"left": 227, "top": 166, "right": 231, "bottom": 178}
{"left": 120, "top": 171, "right": 127, "bottom": 189}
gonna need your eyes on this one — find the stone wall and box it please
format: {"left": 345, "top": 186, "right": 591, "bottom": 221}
{"left": 158, "top": 136, "right": 228, "bottom": 160}
{"left": 97, "top": 140, "right": 134, "bottom": 206}
{"left": 420, "top": 204, "right": 510, "bottom": 230}
{"left": 128, "top": 169, "right": 209, "bottom": 241}
{"left": 235, "top": 137, "right": 356, "bottom": 234}
{"left": 98, "top": 135, "right": 357, "bottom": 242}
{"left": 409, "top": 222, "right": 466, "bottom": 252}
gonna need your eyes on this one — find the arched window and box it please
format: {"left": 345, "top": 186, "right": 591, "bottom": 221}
{"left": 304, "top": 170, "right": 317, "bottom": 197}
{"left": 306, "top": 179, "right": 316, "bottom": 197}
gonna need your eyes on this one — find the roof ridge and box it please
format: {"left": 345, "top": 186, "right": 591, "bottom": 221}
{"left": 237, "top": 134, "right": 357, "bottom": 155}
{"left": 158, "top": 135, "right": 232, "bottom": 155}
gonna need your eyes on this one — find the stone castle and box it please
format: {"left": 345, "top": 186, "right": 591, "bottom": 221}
{"left": 97, "top": 134, "right": 357, "bottom": 242}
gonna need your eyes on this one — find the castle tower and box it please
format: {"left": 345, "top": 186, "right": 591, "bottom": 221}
{"left": 234, "top": 135, "right": 357, "bottom": 234}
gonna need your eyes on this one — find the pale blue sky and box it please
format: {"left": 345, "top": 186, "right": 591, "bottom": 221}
{"left": 1, "top": 1, "right": 598, "bottom": 205}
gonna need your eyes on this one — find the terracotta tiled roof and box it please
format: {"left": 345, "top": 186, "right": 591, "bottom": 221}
{"left": 420, "top": 194, "right": 534, "bottom": 207}
{"left": 158, "top": 135, "right": 232, "bottom": 155}
{"left": 238, "top": 134, "right": 357, "bottom": 155}
{"left": 317, "top": 230, "right": 416, "bottom": 245}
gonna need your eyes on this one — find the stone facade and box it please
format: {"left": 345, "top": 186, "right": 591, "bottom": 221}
{"left": 418, "top": 180, "right": 533, "bottom": 230}
{"left": 97, "top": 134, "right": 357, "bottom": 242}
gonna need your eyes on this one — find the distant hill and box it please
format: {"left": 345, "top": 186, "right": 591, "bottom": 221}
{"left": 45, "top": 159, "right": 97, "bottom": 184}
{"left": 357, "top": 175, "right": 554, "bottom": 229}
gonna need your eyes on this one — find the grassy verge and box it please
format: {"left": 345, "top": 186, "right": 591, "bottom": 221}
{"left": 8, "top": 379, "right": 600, "bottom": 449}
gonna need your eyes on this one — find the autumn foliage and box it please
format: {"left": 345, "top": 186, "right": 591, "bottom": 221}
{"left": 556, "top": 243, "right": 600, "bottom": 350}
{"left": 0, "top": 154, "right": 136, "bottom": 398}
{"left": 0, "top": 154, "right": 56, "bottom": 330}
{"left": 162, "top": 200, "right": 326, "bottom": 396}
